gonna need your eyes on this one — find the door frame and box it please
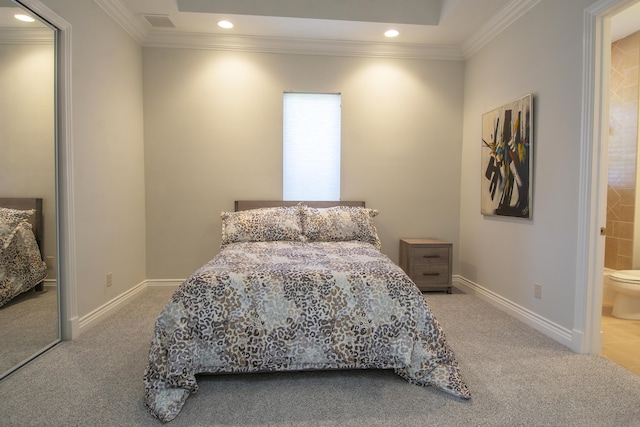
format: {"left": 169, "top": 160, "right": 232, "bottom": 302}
{"left": 577, "top": 0, "right": 638, "bottom": 354}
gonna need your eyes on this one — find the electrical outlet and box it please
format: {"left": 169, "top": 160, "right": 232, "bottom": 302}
{"left": 106, "top": 272, "right": 113, "bottom": 287}
{"left": 534, "top": 283, "right": 542, "bottom": 299}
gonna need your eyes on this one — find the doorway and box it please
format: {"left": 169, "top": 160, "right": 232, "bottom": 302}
{"left": 580, "top": 0, "right": 640, "bottom": 364}
{"left": 599, "top": 1, "right": 640, "bottom": 374}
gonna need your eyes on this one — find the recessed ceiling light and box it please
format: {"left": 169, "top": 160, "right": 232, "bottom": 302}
{"left": 14, "top": 14, "right": 35, "bottom": 23}
{"left": 218, "top": 20, "right": 234, "bottom": 29}
{"left": 384, "top": 29, "right": 399, "bottom": 38}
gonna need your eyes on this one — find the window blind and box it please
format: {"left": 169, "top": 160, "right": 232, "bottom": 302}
{"left": 283, "top": 92, "right": 341, "bottom": 201}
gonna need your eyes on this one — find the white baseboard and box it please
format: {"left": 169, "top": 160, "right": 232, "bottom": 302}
{"left": 146, "top": 279, "right": 183, "bottom": 288}
{"left": 454, "top": 275, "right": 574, "bottom": 350}
{"left": 73, "top": 276, "right": 575, "bottom": 350}
{"left": 74, "top": 279, "right": 182, "bottom": 337}
{"left": 78, "top": 280, "right": 147, "bottom": 334}
{"left": 43, "top": 278, "right": 57, "bottom": 289}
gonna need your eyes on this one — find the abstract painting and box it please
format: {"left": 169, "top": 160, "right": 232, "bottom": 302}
{"left": 481, "top": 94, "right": 533, "bottom": 219}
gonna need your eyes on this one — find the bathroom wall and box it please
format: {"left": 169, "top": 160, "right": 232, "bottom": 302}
{"left": 606, "top": 31, "right": 640, "bottom": 270}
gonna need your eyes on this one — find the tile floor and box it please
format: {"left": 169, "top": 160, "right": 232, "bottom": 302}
{"left": 601, "top": 303, "right": 640, "bottom": 375}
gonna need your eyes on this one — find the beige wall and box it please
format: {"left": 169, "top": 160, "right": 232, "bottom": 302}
{"left": 34, "top": 0, "right": 608, "bottom": 347}
{"left": 143, "top": 49, "right": 465, "bottom": 278}
{"left": 42, "top": 0, "right": 146, "bottom": 320}
{"left": 0, "top": 41, "right": 56, "bottom": 276}
{"left": 460, "top": 0, "right": 599, "bottom": 329}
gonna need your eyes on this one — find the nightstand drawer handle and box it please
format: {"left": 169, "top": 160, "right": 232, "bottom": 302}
{"left": 423, "top": 272, "right": 440, "bottom": 276}
{"left": 423, "top": 255, "right": 440, "bottom": 259}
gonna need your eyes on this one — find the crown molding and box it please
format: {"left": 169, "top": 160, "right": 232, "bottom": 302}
{"left": 95, "top": 0, "right": 539, "bottom": 61}
{"left": 0, "top": 28, "right": 54, "bottom": 44}
{"left": 94, "top": 0, "right": 147, "bottom": 44}
{"left": 144, "top": 31, "right": 465, "bottom": 60}
{"left": 462, "top": 0, "right": 541, "bottom": 58}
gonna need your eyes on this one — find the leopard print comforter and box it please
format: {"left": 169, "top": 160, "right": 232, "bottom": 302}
{"left": 144, "top": 241, "right": 470, "bottom": 422}
{"left": 0, "top": 221, "right": 47, "bottom": 307}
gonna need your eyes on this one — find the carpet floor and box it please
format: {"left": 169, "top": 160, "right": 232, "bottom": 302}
{"left": 1, "top": 286, "right": 639, "bottom": 426}
{"left": 0, "top": 287, "right": 58, "bottom": 376}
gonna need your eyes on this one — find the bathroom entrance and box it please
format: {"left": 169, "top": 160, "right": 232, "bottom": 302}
{"left": 600, "top": 1, "right": 640, "bottom": 374}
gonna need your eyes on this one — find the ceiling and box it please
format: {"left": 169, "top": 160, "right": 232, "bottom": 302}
{"left": 0, "top": 0, "right": 46, "bottom": 27}
{"left": 119, "top": 0, "right": 512, "bottom": 46}
{"left": 611, "top": 1, "right": 640, "bottom": 41}
{"left": 2, "top": 0, "right": 640, "bottom": 58}
{"left": 95, "top": 0, "right": 533, "bottom": 59}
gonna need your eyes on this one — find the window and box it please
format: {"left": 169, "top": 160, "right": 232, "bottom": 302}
{"left": 283, "top": 92, "right": 341, "bottom": 201}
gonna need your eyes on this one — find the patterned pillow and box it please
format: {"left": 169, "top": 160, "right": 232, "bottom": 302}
{"left": 301, "top": 205, "right": 381, "bottom": 249}
{"left": 0, "top": 207, "right": 35, "bottom": 249}
{"left": 0, "top": 207, "right": 34, "bottom": 226}
{"left": 221, "top": 206, "right": 304, "bottom": 247}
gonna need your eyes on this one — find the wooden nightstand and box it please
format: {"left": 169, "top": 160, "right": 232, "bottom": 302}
{"left": 399, "top": 238, "right": 452, "bottom": 293}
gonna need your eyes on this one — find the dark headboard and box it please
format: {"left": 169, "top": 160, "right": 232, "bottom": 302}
{"left": 0, "top": 197, "right": 44, "bottom": 256}
{"left": 235, "top": 200, "right": 365, "bottom": 211}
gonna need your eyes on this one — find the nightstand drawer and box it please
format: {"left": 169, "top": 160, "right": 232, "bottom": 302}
{"left": 411, "top": 247, "right": 450, "bottom": 265}
{"left": 412, "top": 263, "right": 450, "bottom": 285}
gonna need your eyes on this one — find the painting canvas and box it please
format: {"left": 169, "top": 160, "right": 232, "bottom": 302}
{"left": 481, "top": 94, "right": 533, "bottom": 219}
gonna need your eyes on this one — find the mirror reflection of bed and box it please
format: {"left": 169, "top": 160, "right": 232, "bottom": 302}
{"left": 0, "top": 0, "right": 59, "bottom": 379}
{"left": 0, "top": 198, "right": 57, "bottom": 376}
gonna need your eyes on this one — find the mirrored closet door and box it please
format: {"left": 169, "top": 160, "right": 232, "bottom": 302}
{"left": 0, "top": 0, "right": 59, "bottom": 378}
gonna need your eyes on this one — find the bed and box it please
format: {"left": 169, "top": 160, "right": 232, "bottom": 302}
{"left": 0, "top": 198, "right": 48, "bottom": 308}
{"left": 144, "top": 201, "right": 470, "bottom": 422}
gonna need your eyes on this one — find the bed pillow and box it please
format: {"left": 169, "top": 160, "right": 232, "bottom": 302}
{"left": 221, "top": 206, "right": 304, "bottom": 247}
{"left": 300, "top": 205, "right": 381, "bottom": 249}
{"left": 0, "top": 207, "right": 34, "bottom": 226}
{"left": 0, "top": 207, "right": 35, "bottom": 249}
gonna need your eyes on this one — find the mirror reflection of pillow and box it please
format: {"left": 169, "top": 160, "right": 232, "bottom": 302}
{"left": 0, "top": 207, "right": 34, "bottom": 226}
{"left": 0, "top": 208, "right": 35, "bottom": 249}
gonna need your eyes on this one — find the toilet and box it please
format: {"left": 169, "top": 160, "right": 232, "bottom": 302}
{"left": 608, "top": 270, "right": 640, "bottom": 320}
